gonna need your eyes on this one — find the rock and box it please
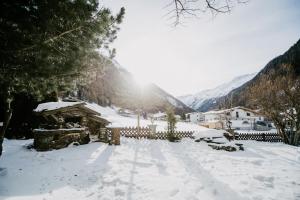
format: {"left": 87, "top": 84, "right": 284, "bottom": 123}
{"left": 235, "top": 143, "right": 244, "bottom": 151}
{"left": 208, "top": 144, "right": 237, "bottom": 152}
{"left": 223, "top": 132, "right": 234, "bottom": 141}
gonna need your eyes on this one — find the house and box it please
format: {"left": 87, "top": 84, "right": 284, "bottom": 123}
{"left": 33, "top": 101, "right": 110, "bottom": 150}
{"left": 200, "top": 106, "right": 270, "bottom": 131}
{"left": 118, "top": 108, "right": 133, "bottom": 117}
{"left": 201, "top": 120, "right": 224, "bottom": 129}
{"left": 175, "top": 115, "right": 181, "bottom": 121}
{"left": 152, "top": 112, "right": 167, "bottom": 121}
{"left": 186, "top": 112, "right": 205, "bottom": 123}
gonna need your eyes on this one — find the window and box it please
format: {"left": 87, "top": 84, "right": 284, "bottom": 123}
{"left": 256, "top": 121, "right": 267, "bottom": 126}
{"left": 226, "top": 112, "right": 230, "bottom": 116}
{"left": 236, "top": 111, "right": 239, "bottom": 118}
{"left": 247, "top": 113, "right": 250, "bottom": 116}
{"left": 242, "top": 121, "right": 249, "bottom": 124}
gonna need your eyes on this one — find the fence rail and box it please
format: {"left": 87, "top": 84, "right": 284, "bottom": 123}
{"left": 235, "top": 132, "right": 282, "bottom": 142}
{"left": 106, "top": 127, "right": 194, "bottom": 140}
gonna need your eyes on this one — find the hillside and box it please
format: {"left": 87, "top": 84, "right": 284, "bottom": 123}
{"left": 75, "top": 57, "right": 193, "bottom": 114}
{"left": 208, "top": 39, "right": 300, "bottom": 111}
{"left": 178, "top": 73, "right": 256, "bottom": 111}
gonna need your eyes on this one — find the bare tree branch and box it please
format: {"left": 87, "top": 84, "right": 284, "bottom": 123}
{"left": 165, "top": 0, "right": 249, "bottom": 26}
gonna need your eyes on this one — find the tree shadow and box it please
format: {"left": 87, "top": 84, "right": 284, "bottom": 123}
{"left": 167, "top": 141, "right": 247, "bottom": 200}
{"left": 0, "top": 140, "right": 115, "bottom": 199}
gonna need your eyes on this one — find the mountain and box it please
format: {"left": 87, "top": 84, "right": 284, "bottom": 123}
{"left": 178, "top": 73, "right": 256, "bottom": 111}
{"left": 205, "top": 38, "right": 300, "bottom": 111}
{"left": 75, "top": 57, "right": 193, "bottom": 114}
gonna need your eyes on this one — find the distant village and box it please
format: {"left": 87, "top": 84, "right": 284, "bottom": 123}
{"left": 145, "top": 106, "right": 274, "bottom": 132}
{"left": 185, "top": 107, "right": 274, "bottom": 131}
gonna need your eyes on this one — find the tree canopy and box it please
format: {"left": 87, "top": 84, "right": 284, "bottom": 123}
{"left": 0, "top": 0, "right": 124, "bottom": 99}
{"left": 0, "top": 0, "right": 125, "bottom": 156}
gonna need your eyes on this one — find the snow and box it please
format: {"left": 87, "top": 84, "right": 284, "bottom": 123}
{"left": 152, "top": 112, "right": 166, "bottom": 118}
{"left": 85, "top": 103, "right": 222, "bottom": 137}
{"left": 235, "top": 129, "right": 278, "bottom": 134}
{"left": 34, "top": 128, "right": 86, "bottom": 132}
{"left": 179, "top": 73, "right": 256, "bottom": 110}
{"left": 34, "top": 102, "right": 83, "bottom": 112}
{"left": 1, "top": 138, "right": 300, "bottom": 200}
{"left": 2, "top": 102, "right": 300, "bottom": 200}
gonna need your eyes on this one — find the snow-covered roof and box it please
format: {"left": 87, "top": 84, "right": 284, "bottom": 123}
{"left": 204, "top": 106, "right": 258, "bottom": 115}
{"left": 34, "top": 102, "right": 84, "bottom": 112}
{"left": 204, "top": 110, "right": 228, "bottom": 115}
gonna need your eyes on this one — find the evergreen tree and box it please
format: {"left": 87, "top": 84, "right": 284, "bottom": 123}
{"left": 0, "top": 0, "right": 125, "bottom": 156}
{"left": 166, "top": 108, "right": 178, "bottom": 142}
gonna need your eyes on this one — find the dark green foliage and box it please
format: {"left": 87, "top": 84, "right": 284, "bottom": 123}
{"left": 0, "top": 0, "right": 125, "bottom": 156}
{"left": 0, "top": 0, "right": 125, "bottom": 99}
{"left": 166, "top": 108, "right": 180, "bottom": 142}
{"left": 167, "top": 108, "right": 177, "bottom": 134}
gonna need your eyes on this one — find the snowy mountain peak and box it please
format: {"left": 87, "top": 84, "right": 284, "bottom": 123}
{"left": 178, "top": 73, "right": 256, "bottom": 110}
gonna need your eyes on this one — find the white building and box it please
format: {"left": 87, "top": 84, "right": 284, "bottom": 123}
{"left": 186, "top": 112, "right": 205, "bottom": 123}
{"left": 200, "top": 107, "right": 269, "bottom": 131}
{"left": 152, "top": 112, "right": 167, "bottom": 121}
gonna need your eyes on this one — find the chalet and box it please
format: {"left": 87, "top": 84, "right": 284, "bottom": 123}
{"left": 33, "top": 101, "right": 110, "bottom": 150}
{"left": 186, "top": 112, "right": 205, "bottom": 123}
{"left": 200, "top": 107, "right": 271, "bottom": 131}
{"left": 152, "top": 112, "right": 167, "bottom": 121}
{"left": 117, "top": 108, "right": 133, "bottom": 117}
{"left": 175, "top": 115, "right": 182, "bottom": 121}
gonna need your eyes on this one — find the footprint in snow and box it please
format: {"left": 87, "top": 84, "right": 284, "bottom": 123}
{"left": 169, "top": 188, "right": 179, "bottom": 197}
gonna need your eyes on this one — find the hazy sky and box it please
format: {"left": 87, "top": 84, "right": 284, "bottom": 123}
{"left": 102, "top": 0, "right": 300, "bottom": 96}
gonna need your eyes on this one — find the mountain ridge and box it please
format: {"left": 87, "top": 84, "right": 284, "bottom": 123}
{"left": 75, "top": 57, "right": 193, "bottom": 114}
{"left": 178, "top": 73, "right": 256, "bottom": 111}
{"left": 205, "top": 38, "right": 300, "bottom": 111}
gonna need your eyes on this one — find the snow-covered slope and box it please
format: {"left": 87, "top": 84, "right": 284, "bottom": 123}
{"left": 76, "top": 56, "right": 192, "bottom": 114}
{"left": 178, "top": 73, "right": 256, "bottom": 111}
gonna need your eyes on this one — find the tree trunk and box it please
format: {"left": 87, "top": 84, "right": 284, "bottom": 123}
{"left": 293, "top": 127, "right": 300, "bottom": 146}
{"left": 0, "top": 94, "right": 13, "bottom": 157}
{"left": 275, "top": 124, "right": 289, "bottom": 144}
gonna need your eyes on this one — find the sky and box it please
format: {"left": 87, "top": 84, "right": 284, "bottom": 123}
{"left": 102, "top": 0, "right": 300, "bottom": 96}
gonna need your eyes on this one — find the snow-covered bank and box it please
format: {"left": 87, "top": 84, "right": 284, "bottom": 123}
{"left": 1, "top": 138, "right": 300, "bottom": 200}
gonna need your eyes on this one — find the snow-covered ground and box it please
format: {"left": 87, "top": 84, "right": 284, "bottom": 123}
{"left": 235, "top": 129, "right": 278, "bottom": 134}
{"left": 1, "top": 138, "right": 300, "bottom": 200}
{"left": 85, "top": 103, "right": 224, "bottom": 137}
{"left": 1, "top": 103, "right": 300, "bottom": 200}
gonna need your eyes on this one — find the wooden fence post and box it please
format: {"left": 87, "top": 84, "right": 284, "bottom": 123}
{"left": 112, "top": 128, "right": 120, "bottom": 145}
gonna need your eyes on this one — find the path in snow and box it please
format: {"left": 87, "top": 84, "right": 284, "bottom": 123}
{"left": 0, "top": 139, "right": 300, "bottom": 200}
